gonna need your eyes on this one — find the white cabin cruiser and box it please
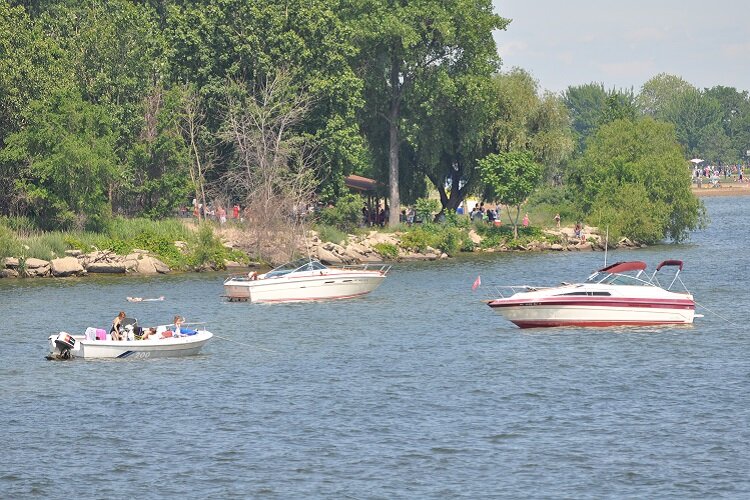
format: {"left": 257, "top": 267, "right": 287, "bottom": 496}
{"left": 487, "top": 260, "right": 696, "bottom": 328}
{"left": 223, "top": 258, "right": 391, "bottom": 303}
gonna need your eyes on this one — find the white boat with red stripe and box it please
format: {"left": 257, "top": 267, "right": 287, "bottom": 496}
{"left": 487, "top": 260, "right": 696, "bottom": 328}
{"left": 224, "top": 258, "right": 391, "bottom": 303}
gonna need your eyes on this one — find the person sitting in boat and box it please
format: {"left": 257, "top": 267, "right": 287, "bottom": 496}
{"left": 174, "top": 315, "right": 183, "bottom": 336}
{"left": 110, "top": 311, "right": 126, "bottom": 341}
{"left": 139, "top": 327, "right": 158, "bottom": 340}
{"left": 161, "top": 315, "right": 184, "bottom": 339}
{"left": 248, "top": 271, "right": 259, "bottom": 280}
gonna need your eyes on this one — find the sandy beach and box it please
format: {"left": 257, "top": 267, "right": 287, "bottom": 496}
{"left": 692, "top": 184, "right": 750, "bottom": 197}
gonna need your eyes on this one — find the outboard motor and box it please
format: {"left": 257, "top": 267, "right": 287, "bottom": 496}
{"left": 48, "top": 332, "right": 75, "bottom": 360}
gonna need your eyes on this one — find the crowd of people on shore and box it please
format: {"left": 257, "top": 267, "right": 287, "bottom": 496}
{"left": 179, "top": 199, "right": 242, "bottom": 224}
{"left": 693, "top": 164, "right": 747, "bottom": 187}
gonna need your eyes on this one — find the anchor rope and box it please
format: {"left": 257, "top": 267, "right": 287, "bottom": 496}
{"left": 212, "top": 334, "right": 277, "bottom": 352}
{"left": 694, "top": 300, "right": 738, "bottom": 327}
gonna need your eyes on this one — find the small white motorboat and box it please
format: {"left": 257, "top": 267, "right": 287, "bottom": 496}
{"left": 47, "top": 322, "right": 213, "bottom": 360}
{"left": 487, "top": 260, "right": 696, "bottom": 328}
{"left": 223, "top": 258, "right": 391, "bottom": 303}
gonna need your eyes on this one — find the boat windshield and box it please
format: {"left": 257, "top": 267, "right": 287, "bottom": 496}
{"left": 265, "top": 258, "right": 328, "bottom": 278}
{"left": 585, "top": 271, "right": 654, "bottom": 286}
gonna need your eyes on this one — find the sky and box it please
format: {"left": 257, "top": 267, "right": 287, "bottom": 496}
{"left": 492, "top": 0, "right": 750, "bottom": 95}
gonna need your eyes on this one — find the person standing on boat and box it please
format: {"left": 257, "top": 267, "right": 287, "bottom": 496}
{"left": 110, "top": 311, "right": 126, "bottom": 341}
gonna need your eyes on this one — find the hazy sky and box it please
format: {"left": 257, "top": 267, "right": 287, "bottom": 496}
{"left": 492, "top": 0, "right": 750, "bottom": 95}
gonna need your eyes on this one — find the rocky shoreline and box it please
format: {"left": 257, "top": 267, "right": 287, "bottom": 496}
{"left": 1, "top": 226, "right": 643, "bottom": 279}
{"left": 1, "top": 249, "right": 171, "bottom": 278}
{"left": 297, "top": 226, "right": 642, "bottom": 265}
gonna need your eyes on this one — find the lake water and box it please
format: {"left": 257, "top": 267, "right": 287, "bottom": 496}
{"left": 2, "top": 196, "right": 750, "bottom": 498}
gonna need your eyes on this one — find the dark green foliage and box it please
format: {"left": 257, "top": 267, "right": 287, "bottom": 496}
{"left": 478, "top": 151, "right": 542, "bottom": 238}
{"left": 187, "top": 223, "right": 227, "bottom": 269}
{"left": 317, "top": 193, "right": 363, "bottom": 233}
{"left": 399, "top": 223, "right": 470, "bottom": 256}
{"left": 372, "top": 242, "right": 398, "bottom": 260}
{"left": 0, "top": 224, "right": 22, "bottom": 259}
{"left": 475, "top": 223, "right": 555, "bottom": 249}
{"left": 414, "top": 198, "right": 439, "bottom": 222}
{"left": 1, "top": 88, "right": 117, "bottom": 231}
{"left": 567, "top": 117, "right": 707, "bottom": 243}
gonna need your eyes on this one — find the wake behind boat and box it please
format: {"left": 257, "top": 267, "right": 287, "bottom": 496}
{"left": 223, "top": 257, "right": 391, "bottom": 303}
{"left": 47, "top": 322, "right": 212, "bottom": 359}
{"left": 487, "top": 260, "right": 696, "bottom": 328}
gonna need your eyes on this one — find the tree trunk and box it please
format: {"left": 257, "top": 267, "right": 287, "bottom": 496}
{"left": 387, "top": 55, "right": 401, "bottom": 227}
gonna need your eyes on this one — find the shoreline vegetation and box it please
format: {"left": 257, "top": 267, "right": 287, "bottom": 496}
{"left": 0, "top": 216, "right": 643, "bottom": 280}
{"left": 3, "top": 178, "right": 745, "bottom": 280}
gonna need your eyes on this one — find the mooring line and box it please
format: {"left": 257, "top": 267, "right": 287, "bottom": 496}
{"left": 694, "top": 300, "right": 739, "bottom": 327}
{"left": 213, "top": 334, "right": 278, "bottom": 352}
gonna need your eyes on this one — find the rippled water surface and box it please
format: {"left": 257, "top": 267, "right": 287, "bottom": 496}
{"left": 2, "top": 196, "right": 750, "bottom": 498}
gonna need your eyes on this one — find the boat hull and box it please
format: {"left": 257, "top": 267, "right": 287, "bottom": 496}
{"left": 48, "top": 331, "right": 213, "bottom": 359}
{"left": 224, "top": 273, "right": 386, "bottom": 303}
{"left": 489, "top": 299, "right": 695, "bottom": 328}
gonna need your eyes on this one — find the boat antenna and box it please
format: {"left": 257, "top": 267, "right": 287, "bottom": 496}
{"left": 302, "top": 224, "right": 313, "bottom": 263}
{"left": 604, "top": 226, "right": 609, "bottom": 266}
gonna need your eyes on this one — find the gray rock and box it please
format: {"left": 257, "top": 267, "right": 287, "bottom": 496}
{"left": 0, "top": 268, "right": 19, "bottom": 278}
{"left": 51, "top": 256, "right": 85, "bottom": 277}
{"left": 87, "top": 262, "right": 127, "bottom": 274}
{"left": 25, "top": 258, "right": 49, "bottom": 269}
{"left": 317, "top": 247, "right": 344, "bottom": 265}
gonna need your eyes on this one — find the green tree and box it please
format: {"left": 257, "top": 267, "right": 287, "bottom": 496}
{"left": 703, "top": 85, "right": 750, "bottom": 164}
{"left": 563, "top": 83, "right": 637, "bottom": 151}
{"left": 126, "top": 85, "right": 193, "bottom": 218}
{"left": 477, "top": 151, "right": 542, "bottom": 238}
{"left": 636, "top": 73, "right": 695, "bottom": 118}
{"left": 489, "top": 69, "right": 574, "bottom": 183}
{"left": 567, "top": 117, "right": 706, "bottom": 243}
{"left": 562, "top": 83, "right": 608, "bottom": 150}
{"left": 0, "top": 88, "right": 118, "bottom": 231}
{"left": 0, "top": 1, "right": 67, "bottom": 214}
{"left": 662, "top": 88, "right": 725, "bottom": 160}
{"left": 410, "top": 68, "right": 498, "bottom": 215}
{"left": 165, "top": 0, "right": 365, "bottom": 199}
{"left": 347, "top": 0, "right": 508, "bottom": 225}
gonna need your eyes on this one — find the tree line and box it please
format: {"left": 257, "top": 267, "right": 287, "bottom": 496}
{"left": 1, "top": 1, "right": 745, "bottom": 242}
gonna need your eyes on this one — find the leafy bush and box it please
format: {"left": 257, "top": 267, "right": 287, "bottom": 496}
{"left": 414, "top": 198, "right": 440, "bottom": 222}
{"left": 443, "top": 211, "right": 471, "bottom": 229}
{"left": 187, "top": 223, "right": 228, "bottom": 269}
{"left": 399, "top": 227, "right": 432, "bottom": 252}
{"left": 316, "top": 224, "right": 348, "bottom": 245}
{"left": 399, "top": 224, "right": 471, "bottom": 256}
{"left": 0, "top": 225, "right": 22, "bottom": 259}
{"left": 317, "top": 193, "right": 363, "bottom": 232}
{"left": 373, "top": 242, "right": 398, "bottom": 260}
{"left": 0, "top": 216, "right": 38, "bottom": 236}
